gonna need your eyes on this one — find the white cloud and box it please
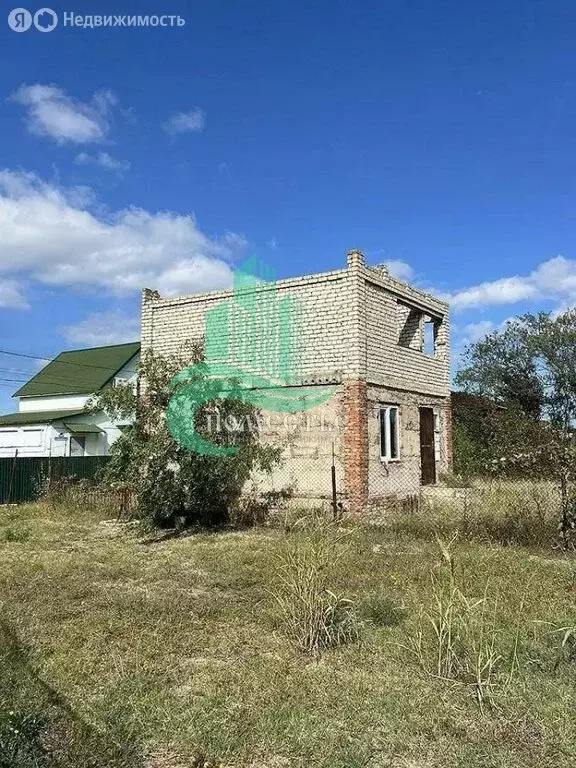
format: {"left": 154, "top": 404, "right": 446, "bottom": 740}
{"left": 163, "top": 108, "right": 205, "bottom": 136}
{"left": 452, "top": 316, "right": 518, "bottom": 361}
{"left": 385, "top": 259, "right": 414, "bottom": 282}
{"left": 0, "top": 278, "right": 28, "bottom": 309}
{"left": 460, "top": 320, "right": 496, "bottom": 343}
{"left": 531, "top": 256, "right": 576, "bottom": 294}
{"left": 75, "top": 151, "right": 130, "bottom": 172}
{"left": 448, "top": 256, "right": 576, "bottom": 311}
{"left": 0, "top": 169, "right": 245, "bottom": 306}
{"left": 448, "top": 276, "right": 537, "bottom": 310}
{"left": 11, "top": 85, "right": 117, "bottom": 144}
{"left": 552, "top": 301, "right": 576, "bottom": 318}
{"left": 61, "top": 311, "right": 139, "bottom": 346}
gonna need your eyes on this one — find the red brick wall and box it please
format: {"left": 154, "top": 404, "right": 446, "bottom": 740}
{"left": 343, "top": 380, "right": 368, "bottom": 514}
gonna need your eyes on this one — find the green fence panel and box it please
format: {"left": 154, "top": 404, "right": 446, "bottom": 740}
{"left": 0, "top": 456, "right": 110, "bottom": 504}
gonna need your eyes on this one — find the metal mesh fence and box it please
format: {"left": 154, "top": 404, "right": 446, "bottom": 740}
{"left": 249, "top": 392, "right": 449, "bottom": 514}
{"left": 147, "top": 393, "right": 448, "bottom": 516}
{"left": 403, "top": 477, "right": 565, "bottom": 549}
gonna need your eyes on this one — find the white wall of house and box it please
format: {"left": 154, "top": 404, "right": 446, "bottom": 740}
{"left": 18, "top": 358, "right": 138, "bottom": 415}
{"left": 19, "top": 394, "right": 90, "bottom": 413}
{"left": 0, "top": 426, "right": 46, "bottom": 457}
{"left": 0, "top": 415, "right": 126, "bottom": 458}
{"left": 0, "top": 424, "right": 66, "bottom": 458}
{"left": 0, "top": 352, "right": 139, "bottom": 458}
{"left": 114, "top": 357, "right": 139, "bottom": 386}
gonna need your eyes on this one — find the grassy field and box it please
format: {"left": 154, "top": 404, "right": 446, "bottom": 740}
{"left": 0, "top": 495, "right": 575, "bottom": 767}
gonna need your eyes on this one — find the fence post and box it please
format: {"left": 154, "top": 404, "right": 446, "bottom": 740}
{"left": 331, "top": 442, "right": 338, "bottom": 520}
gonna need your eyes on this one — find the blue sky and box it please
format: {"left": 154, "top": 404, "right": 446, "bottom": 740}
{"left": 1, "top": 0, "right": 576, "bottom": 412}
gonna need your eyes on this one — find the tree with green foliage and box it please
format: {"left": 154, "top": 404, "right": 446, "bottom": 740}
{"left": 456, "top": 318, "right": 543, "bottom": 420}
{"left": 456, "top": 310, "right": 576, "bottom": 542}
{"left": 90, "top": 342, "right": 281, "bottom": 529}
{"left": 451, "top": 392, "right": 501, "bottom": 477}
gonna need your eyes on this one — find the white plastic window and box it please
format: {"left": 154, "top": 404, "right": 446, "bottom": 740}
{"left": 379, "top": 406, "right": 399, "bottom": 461}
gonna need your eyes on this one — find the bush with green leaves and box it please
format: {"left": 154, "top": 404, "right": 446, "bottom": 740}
{"left": 92, "top": 343, "right": 281, "bottom": 529}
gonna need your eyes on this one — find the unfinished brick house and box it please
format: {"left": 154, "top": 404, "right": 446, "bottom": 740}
{"left": 141, "top": 249, "right": 451, "bottom": 512}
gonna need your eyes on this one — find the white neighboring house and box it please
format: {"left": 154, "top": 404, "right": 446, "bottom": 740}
{"left": 0, "top": 342, "right": 140, "bottom": 458}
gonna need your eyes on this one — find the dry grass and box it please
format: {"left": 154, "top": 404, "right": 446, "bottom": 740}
{"left": 270, "top": 520, "right": 358, "bottom": 653}
{"left": 0, "top": 496, "right": 575, "bottom": 766}
{"left": 392, "top": 480, "right": 561, "bottom": 548}
{"left": 404, "top": 537, "right": 517, "bottom": 711}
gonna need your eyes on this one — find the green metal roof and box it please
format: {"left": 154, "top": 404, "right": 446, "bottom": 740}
{"left": 0, "top": 410, "right": 86, "bottom": 426}
{"left": 14, "top": 342, "right": 140, "bottom": 398}
{"left": 63, "top": 422, "right": 104, "bottom": 434}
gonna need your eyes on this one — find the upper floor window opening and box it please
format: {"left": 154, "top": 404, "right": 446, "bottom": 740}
{"left": 397, "top": 300, "right": 441, "bottom": 358}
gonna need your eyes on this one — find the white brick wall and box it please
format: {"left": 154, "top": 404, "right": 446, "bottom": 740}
{"left": 363, "top": 268, "right": 450, "bottom": 397}
{"left": 251, "top": 387, "right": 345, "bottom": 502}
{"left": 142, "top": 260, "right": 450, "bottom": 398}
{"left": 141, "top": 253, "right": 451, "bottom": 500}
{"left": 142, "top": 270, "right": 357, "bottom": 382}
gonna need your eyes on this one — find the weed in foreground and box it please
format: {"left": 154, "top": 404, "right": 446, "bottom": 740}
{"left": 535, "top": 622, "right": 576, "bottom": 669}
{"left": 403, "top": 537, "right": 518, "bottom": 710}
{"left": 3, "top": 527, "right": 31, "bottom": 544}
{"left": 271, "top": 522, "right": 359, "bottom": 654}
{"left": 359, "top": 593, "right": 407, "bottom": 627}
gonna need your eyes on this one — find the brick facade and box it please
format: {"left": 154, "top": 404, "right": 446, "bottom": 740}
{"left": 343, "top": 380, "right": 368, "bottom": 514}
{"left": 141, "top": 249, "right": 451, "bottom": 511}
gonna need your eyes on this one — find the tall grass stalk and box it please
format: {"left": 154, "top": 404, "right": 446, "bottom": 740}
{"left": 271, "top": 521, "right": 358, "bottom": 654}
{"left": 405, "top": 537, "right": 507, "bottom": 709}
